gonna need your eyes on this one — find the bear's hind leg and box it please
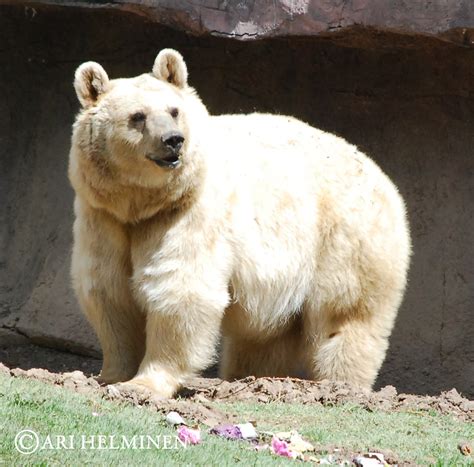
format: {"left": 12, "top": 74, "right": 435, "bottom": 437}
{"left": 304, "top": 302, "right": 398, "bottom": 390}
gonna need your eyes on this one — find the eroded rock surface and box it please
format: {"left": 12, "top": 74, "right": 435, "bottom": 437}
{"left": 8, "top": 0, "right": 474, "bottom": 41}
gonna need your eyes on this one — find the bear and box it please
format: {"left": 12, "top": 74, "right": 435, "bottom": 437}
{"left": 69, "top": 49, "right": 411, "bottom": 398}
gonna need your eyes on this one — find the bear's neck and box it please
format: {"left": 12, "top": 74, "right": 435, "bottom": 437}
{"left": 72, "top": 152, "right": 205, "bottom": 225}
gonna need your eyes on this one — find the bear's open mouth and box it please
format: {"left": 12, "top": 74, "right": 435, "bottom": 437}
{"left": 146, "top": 154, "right": 181, "bottom": 169}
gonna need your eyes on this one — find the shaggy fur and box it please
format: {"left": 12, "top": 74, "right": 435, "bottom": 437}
{"left": 69, "top": 49, "right": 411, "bottom": 397}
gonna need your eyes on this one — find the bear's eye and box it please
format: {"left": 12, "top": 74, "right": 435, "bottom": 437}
{"left": 130, "top": 111, "right": 146, "bottom": 123}
{"left": 170, "top": 107, "right": 179, "bottom": 119}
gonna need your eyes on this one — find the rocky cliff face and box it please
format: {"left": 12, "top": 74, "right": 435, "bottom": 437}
{"left": 9, "top": 0, "right": 474, "bottom": 40}
{"left": 0, "top": 2, "right": 473, "bottom": 397}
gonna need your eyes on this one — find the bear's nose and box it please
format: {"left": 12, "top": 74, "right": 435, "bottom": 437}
{"left": 161, "top": 131, "right": 185, "bottom": 152}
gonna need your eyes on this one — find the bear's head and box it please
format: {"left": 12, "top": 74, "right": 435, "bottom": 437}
{"left": 69, "top": 49, "right": 208, "bottom": 222}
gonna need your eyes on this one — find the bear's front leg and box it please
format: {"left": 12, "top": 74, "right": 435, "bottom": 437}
{"left": 71, "top": 200, "right": 145, "bottom": 384}
{"left": 128, "top": 228, "right": 232, "bottom": 398}
{"left": 127, "top": 305, "right": 225, "bottom": 398}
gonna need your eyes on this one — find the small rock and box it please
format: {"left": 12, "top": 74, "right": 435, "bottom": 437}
{"left": 63, "top": 370, "right": 88, "bottom": 381}
{"left": 25, "top": 368, "right": 56, "bottom": 382}
{"left": 166, "top": 411, "right": 186, "bottom": 426}
{"left": 106, "top": 385, "right": 121, "bottom": 398}
{"left": 443, "top": 388, "right": 464, "bottom": 405}
{"left": 10, "top": 368, "right": 26, "bottom": 378}
{"left": 458, "top": 442, "right": 472, "bottom": 456}
{"left": 76, "top": 385, "right": 93, "bottom": 395}
{"left": 460, "top": 400, "right": 474, "bottom": 412}
{"left": 236, "top": 422, "right": 257, "bottom": 439}
{"left": 192, "top": 393, "right": 210, "bottom": 404}
{"left": 288, "top": 431, "right": 314, "bottom": 453}
{"left": 437, "top": 401, "right": 451, "bottom": 412}
{"left": 63, "top": 378, "right": 76, "bottom": 390}
{"left": 377, "top": 385, "right": 397, "bottom": 399}
{"left": 353, "top": 452, "right": 386, "bottom": 466}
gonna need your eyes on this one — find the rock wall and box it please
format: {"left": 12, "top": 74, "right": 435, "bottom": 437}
{"left": 0, "top": 4, "right": 472, "bottom": 396}
{"left": 10, "top": 0, "right": 474, "bottom": 40}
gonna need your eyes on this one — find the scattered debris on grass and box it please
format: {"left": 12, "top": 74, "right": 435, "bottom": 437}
{"left": 210, "top": 424, "right": 242, "bottom": 440}
{"left": 276, "top": 430, "right": 315, "bottom": 455}
{"left": 1, "top": 362, "right": 471, "bottom": 465}
{"left": 166, "top": 409, "right": 401, "bottom": 465}
{"left": 177, "top": 425, "right": 201, "bottom": 445}
{"left": 166, "top": 411, "right": 186, "bottom": 426}
{"left": 210, "top": 422, "right": 258, "bottom": 440}
{"left": 353, "top": 452, "right": 388, "bottom": 466}
{"left": 236, "top": 422, "right": 258, "bottom": 439}
{"left": 266, "top": 432, "right": 317, "bottom": 460}
{"left": 260, "top": 430, "right": 332, "bottom": 462}
{"left": 209, "top": 423, "right": 348, "bottom": 463}
{"left": 271, "top": 436, "right": 298, "bottom": 458}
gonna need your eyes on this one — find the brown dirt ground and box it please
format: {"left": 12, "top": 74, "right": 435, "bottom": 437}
{"left": 0, "top": 342, "right": 472, "bottom": 428}
{"left": 1, "top": 343, "right": 473, "bottom": 466}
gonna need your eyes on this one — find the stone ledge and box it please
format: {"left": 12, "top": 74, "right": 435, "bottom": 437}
{"left": 4, "top": 0, "right": 474, "bottom": 44}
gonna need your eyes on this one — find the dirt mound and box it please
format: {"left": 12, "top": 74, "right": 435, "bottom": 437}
{"left": 1, "top": 363, "right": 472, "bottom": 425}
{"left": 184, "top": 376, "right": 474, "bottom": 421}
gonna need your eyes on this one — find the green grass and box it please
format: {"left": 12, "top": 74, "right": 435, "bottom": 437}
{"left": 0, "top": 373, "right": 472, "bottom": 466}
{"left": 0, "top": 374, "right": 292, "bottom": 466}
{"left": 225, "top": 402, "right": 474, "bottom": 465}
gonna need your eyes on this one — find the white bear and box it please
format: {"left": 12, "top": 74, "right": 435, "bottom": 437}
{"left": 69, "top": 49, "right": 411, "bottom": 397}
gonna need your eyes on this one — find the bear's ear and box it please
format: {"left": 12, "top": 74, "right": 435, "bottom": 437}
{"left": 74, "top": 62, "right": 110, "bottom": 108}
{"left": 152, "top": 49, "right": 188, "bottom": 89}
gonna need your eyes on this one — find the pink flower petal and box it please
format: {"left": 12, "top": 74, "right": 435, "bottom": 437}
{"left": 271, "top": 436, "right": 296, "bottom": 458}
{"left": 177, "top": 426, "right": 201, "bottom": 445}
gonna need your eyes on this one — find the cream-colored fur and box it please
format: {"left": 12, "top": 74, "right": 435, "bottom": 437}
{"left": 69, "top": 49, "right": 411, "bottom": 397}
